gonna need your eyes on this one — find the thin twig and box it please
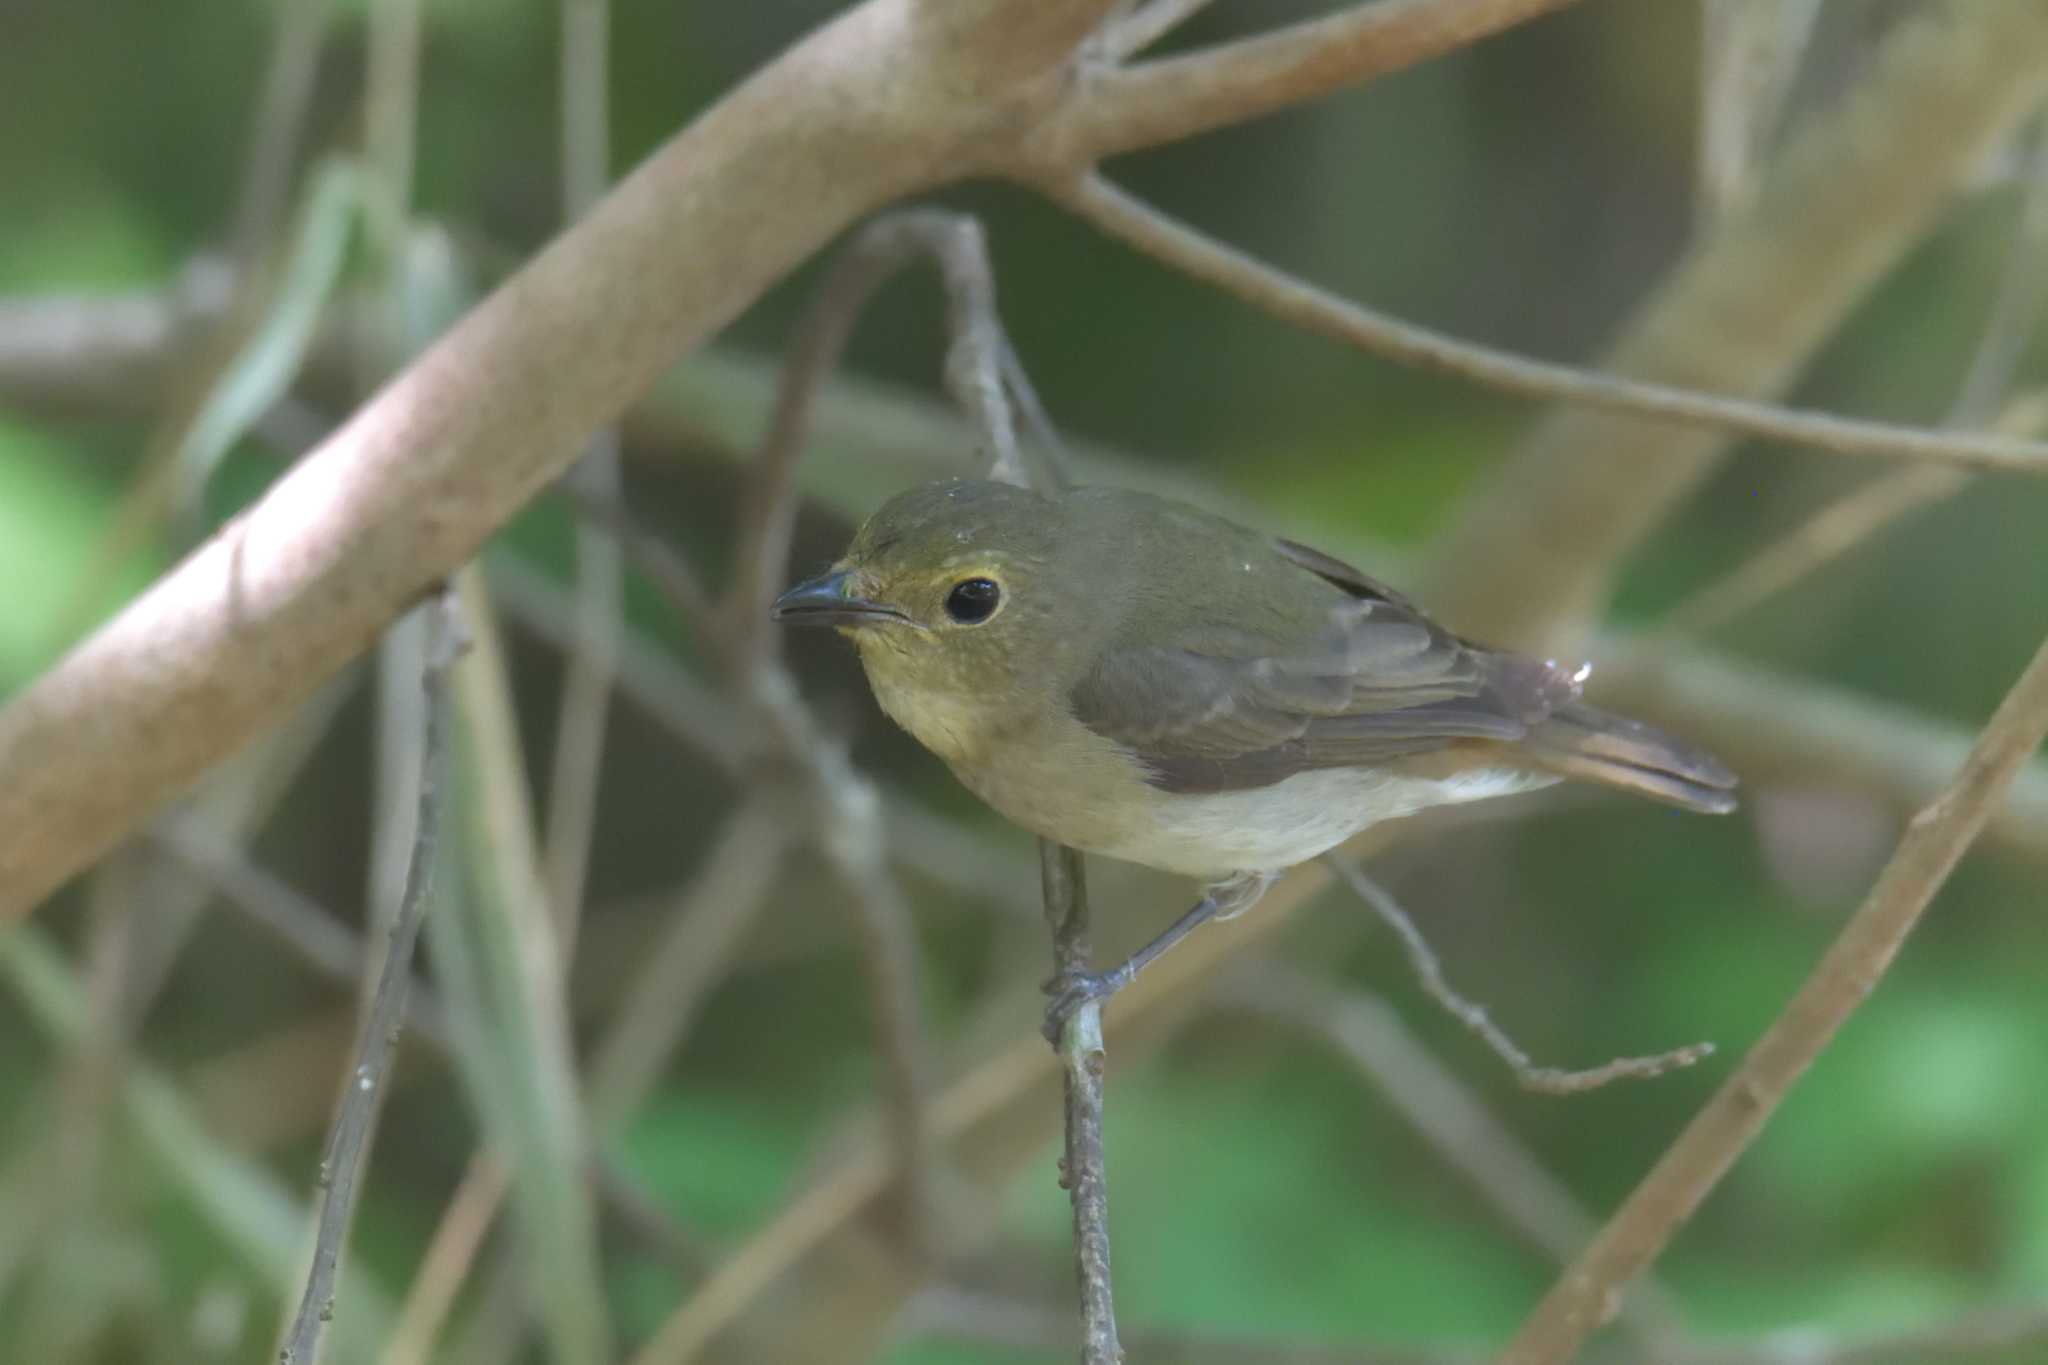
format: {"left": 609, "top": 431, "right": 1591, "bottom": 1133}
{"left": 543, "top": 0, "right": 627, "bottom": 930}
{"left": 1502, "top": 624, "right": 2048, "bottom": 1364}
{"left": 1051, "top": 171, "right": 2048, "bottom": 477}
{"left": 366, "top": 609, "right": 429, "bottom": 1008}
{"left": 1043, "top": 0, "right": 1580, "bottom": 164}
{"left": 279, "top": 587, "right": 462, "bottom": 1365}
{"left": 1325, "top": 857, "right": 1713, "bottom": 1094}
{"left": 1042, "top": 840, "right": 1123, "bottom": 1365}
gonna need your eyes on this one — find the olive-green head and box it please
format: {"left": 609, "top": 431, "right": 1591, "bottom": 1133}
{"left": 771, "top": 478, "right": 1109, "bottom": 756}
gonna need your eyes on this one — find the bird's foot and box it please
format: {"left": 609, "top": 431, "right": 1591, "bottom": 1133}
{"left": 1041, "top": 964, "right": 1134, "bottom": 1044}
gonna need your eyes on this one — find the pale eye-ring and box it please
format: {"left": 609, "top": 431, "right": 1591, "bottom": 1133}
{"left": 943, "top": 577, "right": 1001, "bottom": 624}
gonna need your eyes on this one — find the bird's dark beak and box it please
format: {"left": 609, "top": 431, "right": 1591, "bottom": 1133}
{"left": 771, "top": 569, "right": 909, "bottom": 628}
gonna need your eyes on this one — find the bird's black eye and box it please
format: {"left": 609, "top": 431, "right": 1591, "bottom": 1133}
{"left": 944, "top": 577, "right": 1001, "bottom": 624}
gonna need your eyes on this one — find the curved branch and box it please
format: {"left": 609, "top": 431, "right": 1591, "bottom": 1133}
{"left": 1051, "top": 173, "right": 2048, "bottom": 479}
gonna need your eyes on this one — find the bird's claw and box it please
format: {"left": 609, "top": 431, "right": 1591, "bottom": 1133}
{"left": 1040, "top": 965, "right": 1132, "bottom": 1044}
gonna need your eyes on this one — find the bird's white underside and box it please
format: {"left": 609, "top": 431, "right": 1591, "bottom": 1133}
{"left": 1094, "top": 765, "right": 1556, "bottom": 881}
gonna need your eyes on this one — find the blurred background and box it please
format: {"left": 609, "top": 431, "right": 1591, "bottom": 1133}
{"left": 3, "top": 1, "right": 2047, "bottom": 1362}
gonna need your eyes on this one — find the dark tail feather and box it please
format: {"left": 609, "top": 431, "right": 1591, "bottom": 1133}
{"left": 1521, "top": 701, "right": 1739, "bottom": 815}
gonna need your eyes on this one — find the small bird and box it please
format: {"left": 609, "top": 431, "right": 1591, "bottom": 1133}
{"left": 773, "top": 478, "right": 1735, "bottom": 1035}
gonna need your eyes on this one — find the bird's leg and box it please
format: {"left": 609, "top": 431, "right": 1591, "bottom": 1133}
{"left": 1042, "top": 871, "right": 1275, "bottom": 1042}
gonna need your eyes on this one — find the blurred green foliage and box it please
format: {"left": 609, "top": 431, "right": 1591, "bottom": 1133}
{"left": 2, "top": 2, "right": 2046, "bottom": 1363}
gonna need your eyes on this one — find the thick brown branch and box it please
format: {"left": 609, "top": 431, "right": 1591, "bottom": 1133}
{"left": 0, "top": 0, "right": 1122, "bottom": 918}
{"left": 1502, "top": 625, "right": 2048, "bottom": 1363}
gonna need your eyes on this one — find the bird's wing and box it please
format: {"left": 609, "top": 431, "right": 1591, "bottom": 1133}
{"left": 1069, "top": 538, "right": 1580, "bottom": 793}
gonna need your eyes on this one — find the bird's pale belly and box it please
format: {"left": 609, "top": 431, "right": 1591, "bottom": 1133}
{"left": 948, "top": 720, "right": 1551, "bottom": 882}
{"left": 1094, "top": 766, "right": 1551, "bottom": 879}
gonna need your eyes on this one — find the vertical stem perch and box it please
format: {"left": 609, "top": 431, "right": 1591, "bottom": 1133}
{"left": 278, "top": 587, "right": 462, "bottom": 1365}
{"left": 1041, "top": 839, "right": 1123, "bottom": 1365}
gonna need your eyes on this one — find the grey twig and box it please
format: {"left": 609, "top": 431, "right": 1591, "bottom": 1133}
{"left": 1325, "top": 857, "right": 1713, "bottom": 1094}
{"left": 1042, "top": 840, "right": 1123, "bottom": 1365}
{"left": 1050, "top": 171, "right": 2048, "bottom": 477}
{"left": 278, "top": 587, "right": 464, "bottom": 1365}
{"left": 1503, "top": 625, "right": 2048, "bottom": 1363}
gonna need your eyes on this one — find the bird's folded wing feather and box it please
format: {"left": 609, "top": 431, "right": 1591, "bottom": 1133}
{"left": 1069, "top": 539, "right": 1578, "bottom": 794}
